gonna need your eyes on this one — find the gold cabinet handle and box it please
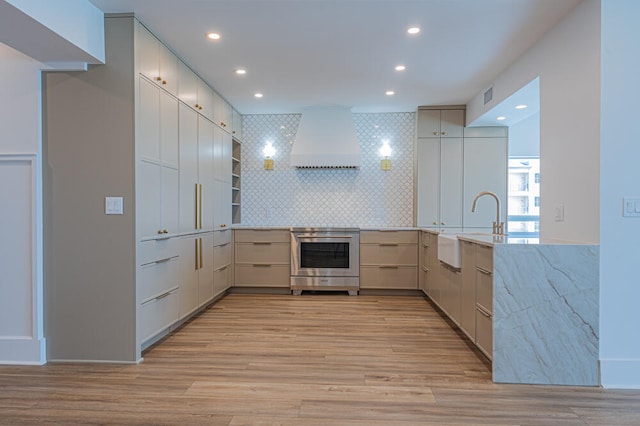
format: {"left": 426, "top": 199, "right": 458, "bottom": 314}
{"left": 198, "top": 184, "right": 202, "bottom": 229}
{"left": 380, "top": 265, "right": 399, "bottom": 269}
{"left": 432, "top": 221, "right": 437, "bottom": 225}
{"left": 155, "top": 76, "right": 162, "bottom": 82}
{"left": 157, "top": 230, "right": 164, "bottom": 234}
{"left": 199, "top": 238, "right": 203, "bottom": 269}
{"left": 195, "top": 238, "right": 200, "bottom": 270}
{"left": 379, "top": 243, "right": 399, "bottom": 247}
{"left": 162, "top": 80, "right": 167, "bottom": 85}
{"left": 441, "top": 131, "right": 447, "bottom": 136}
{"left": 441, "top": 222, "right": 446, "bottom": 225}
{"left": 252, "top": 264, "right": 272, "bottom": 267}
{"left": 433, "top": 132, "right": 439, "bottom": 136}
{"left": 195, "top": 183, "right": 200, "bottom": 229}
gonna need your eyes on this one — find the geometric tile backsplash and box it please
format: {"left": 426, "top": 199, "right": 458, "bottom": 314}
{"left": 241, "top": 112, "right": 415, "bottom": 227}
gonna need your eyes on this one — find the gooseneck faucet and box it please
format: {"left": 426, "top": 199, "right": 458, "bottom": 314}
{"left": 471, "top": 191, "right": 505, "bottom": 235}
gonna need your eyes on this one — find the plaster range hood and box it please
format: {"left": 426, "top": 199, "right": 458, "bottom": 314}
{"left": 290, "top": 107, "right": 361, "bottom": 169}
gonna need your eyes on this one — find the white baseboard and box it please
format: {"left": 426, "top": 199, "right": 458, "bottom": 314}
{"left": 600, "top": 358, "right": 640, "bottom": 389}
{"left": 0, "top": 336, "right": 46, "bottom": 365}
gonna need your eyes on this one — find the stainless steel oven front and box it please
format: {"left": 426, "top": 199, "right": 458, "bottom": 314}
{"left": 290, "top": 227, "right": 360, "bottom": 295}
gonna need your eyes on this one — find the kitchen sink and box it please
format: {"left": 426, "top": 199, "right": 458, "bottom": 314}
{"left": 437, "top": 234, "right": 461, "bottom": 268}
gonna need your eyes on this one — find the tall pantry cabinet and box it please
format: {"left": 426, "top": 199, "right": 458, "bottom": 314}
{"left": 415, "top": 106, "right": 507, "bottom": 229}
{"left": 44, "top": 15, "right": 237, "bottom": 363}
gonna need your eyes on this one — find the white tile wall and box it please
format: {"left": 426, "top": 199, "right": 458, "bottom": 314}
{"left": 241, "top": 112, "right": 415, "bottom": 227}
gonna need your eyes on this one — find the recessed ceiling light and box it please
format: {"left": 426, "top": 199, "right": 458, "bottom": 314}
{"left": 206, "top": 32, "right": 221, "bottom": 40}
{"left": 235, "top": 68, "right": 247, "bottom": 75}
{"left": 497, "top": 116, "right": 506, "bottom": 121}
{"left": 395, "top": 65, "right": 406, "bottom": 71}
{"left": 254, "top": 93, "right": 263, "bottom": 98}
{"left": 515, "top": 104, "right": 528, "bottom": 109}
{"left": 407, "top": 27, "right": 420, "bottom": 35}
{"left": 385, "top": 90, "right": 395, "bottom": 96}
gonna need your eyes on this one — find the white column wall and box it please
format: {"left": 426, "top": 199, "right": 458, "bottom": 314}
{"left": 467, "top": 0, "right": 601, "bottom": 244}
{"left": 599, "top": 0, "right": 640, "bottom": 389}
{"left": 0, "top": 0, "right": 104, "bottom": 364}
{"left": 0, "top": 43, "right": 45, "bottom": 364}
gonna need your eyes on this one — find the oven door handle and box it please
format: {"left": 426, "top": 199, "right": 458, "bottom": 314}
{"left": 295, "top": 235, "right": 353, "bottom": 239}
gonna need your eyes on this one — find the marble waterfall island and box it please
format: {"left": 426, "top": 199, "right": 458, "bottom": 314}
{"left": 492, "top": 242, "right": 599, "bottom": 386}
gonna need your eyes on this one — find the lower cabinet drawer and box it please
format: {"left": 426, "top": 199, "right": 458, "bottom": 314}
{"left": 476, "top": 268, "right": 493, "bottom": 312}
{"left": 214, "top": 244, "right": 231, "bottom": 270}
{"left": 138, "top": 238, "right": 178, "bottom": 266}
{"left": 138, "top": 256, "right": 179, "bottom": 302}
{"left": 234, "top": 264, "right": 290, "bottom": 287}
{"left": 475, "top": 306, "right": 493, "bottom": 359}
{"left": 235, "top": 242, "right": 290, "bottom": 264}
{"left": 360, "top": 244, "right": 418, "bottom": 265}
{"left": 139, "top": 288, "right": 179, "bottom": 344}
{"left": 213, "top": 264, "right": 231, "bottom": 294}
{"left": 360, "top": 266, "right": 418, "bottom": 289}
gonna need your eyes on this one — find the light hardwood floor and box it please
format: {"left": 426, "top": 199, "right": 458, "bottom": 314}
{"left": 1, "top": 293, "right": 639, "bottom": 425}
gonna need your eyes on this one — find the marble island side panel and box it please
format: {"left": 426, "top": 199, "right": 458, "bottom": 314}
{"left": 492, "top": 243, "right": 599, "bottom": 386}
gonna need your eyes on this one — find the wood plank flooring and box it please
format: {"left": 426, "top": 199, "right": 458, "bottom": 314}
{"left": 1, "top": 293, "right": 640, "bottom": 425}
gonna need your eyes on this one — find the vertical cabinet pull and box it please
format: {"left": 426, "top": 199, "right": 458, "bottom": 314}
{"left": 195, "top": 183, "right": 200, "bottom": 229}
{"left": 199, "top": 237, "right": 204, "bottom": 269}
{"left": 195, "top": 238, "right": 200, "bottom": 270}
{"left": 199, "top": 183, "right": 203, "bottom": 229}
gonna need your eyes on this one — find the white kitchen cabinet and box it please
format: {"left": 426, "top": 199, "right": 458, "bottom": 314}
{"left": 177, "top": 233, "right": 215, "bottom": 318}
{"left": 177, "top": 61, "right": 214, "bottom": 122}
{"left": 232, "top": 108, "right": 242, "bottom": 140}
{"left": 213, "top": 91, "right": 233, "bottom": 131}
{"left": 416, "top": 136, "right": 463, "bottom": 227}
{"left": 416, "top": 107, "right": 507, "bottom": 229}
{"left": 213, "top": 125, "right": 233, "bottom": 229}
{"left": 137, "top": 77, "right": 179, "bottom": 240}
{"left": 416, "top": 109, "right": 464, "bottom": 138}
{"left": 178, "top": 104, "right": 215, "bottom": 233}
{"left": 213, "top": 126, "right": 232, "bottom": 183}
{"left": 463, "top": 129, "right": 508, "bottom": 229}
{"left": 137, "top": 24, "right": 178, "bottom": 96}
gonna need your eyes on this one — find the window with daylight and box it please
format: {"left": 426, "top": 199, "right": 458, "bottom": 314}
{"left": 507, "top": 158, "right": 540, "bottom": 236}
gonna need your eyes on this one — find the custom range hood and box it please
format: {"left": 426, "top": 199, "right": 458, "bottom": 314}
{"left": 290, "top": 107, "right": 361, "bottom": 169}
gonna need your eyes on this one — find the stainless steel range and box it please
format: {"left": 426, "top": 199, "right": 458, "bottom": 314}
{"left": 290, "top": 227, "right": 360, "bottom": 295}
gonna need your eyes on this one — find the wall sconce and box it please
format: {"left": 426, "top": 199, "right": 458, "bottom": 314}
{"left": 263, "top": 142, "right": 276, "bottom": 170}
{"left": 379, "top": 141, "right": 392, "bottom": 171}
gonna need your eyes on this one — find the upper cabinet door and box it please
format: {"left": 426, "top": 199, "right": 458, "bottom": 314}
{"left": 159, "top": 90, "right": 179, "bottom": 169}
{"left": 232, "top": 109, "right": 242, "bottom": 140}
{"left": 158, "top": 44, "right": 178, "bottom": 96}
{"left": 440, "top": 110, "right": 464, "bottom": 138}
{"left": 178, "top": 61, "right": 198, "bottom": 109}
{"left": 137, "top": 25, "right": 160, "bottom": 83}
{"left": 138, "top": 77, "right": 161, "bottom": 163}
{"left": 197, "top": 78, "right": 214, "bottom": 122}
{"left": 417, "top": 110, "right": 441, "bottom": 138}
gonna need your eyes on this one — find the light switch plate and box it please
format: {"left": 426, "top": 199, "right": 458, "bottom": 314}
{"left": 623, "top": 197, "right": 640, "bottom": 217}
{"left": 105, "top": 197, "right": 124, "bottom": 215}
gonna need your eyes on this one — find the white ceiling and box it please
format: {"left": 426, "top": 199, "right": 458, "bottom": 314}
{"left": 88, "top": 0, "right": 581, "bottom": 116}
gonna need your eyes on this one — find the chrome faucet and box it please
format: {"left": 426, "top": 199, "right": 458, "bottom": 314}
{"left": 471, "top": 191, "right": 505, "bottom": 235}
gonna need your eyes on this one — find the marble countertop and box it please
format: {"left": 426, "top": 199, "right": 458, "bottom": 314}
{"left": 230, "top": 225, "right": 595, "bottom": 246}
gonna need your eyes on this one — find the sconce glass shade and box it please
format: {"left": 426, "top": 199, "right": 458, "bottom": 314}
{"left": 379, "top": 141, "right": 392, "bottom": 158}
{"left": 263, "top": 142, "right": 276, "bottom": 158}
